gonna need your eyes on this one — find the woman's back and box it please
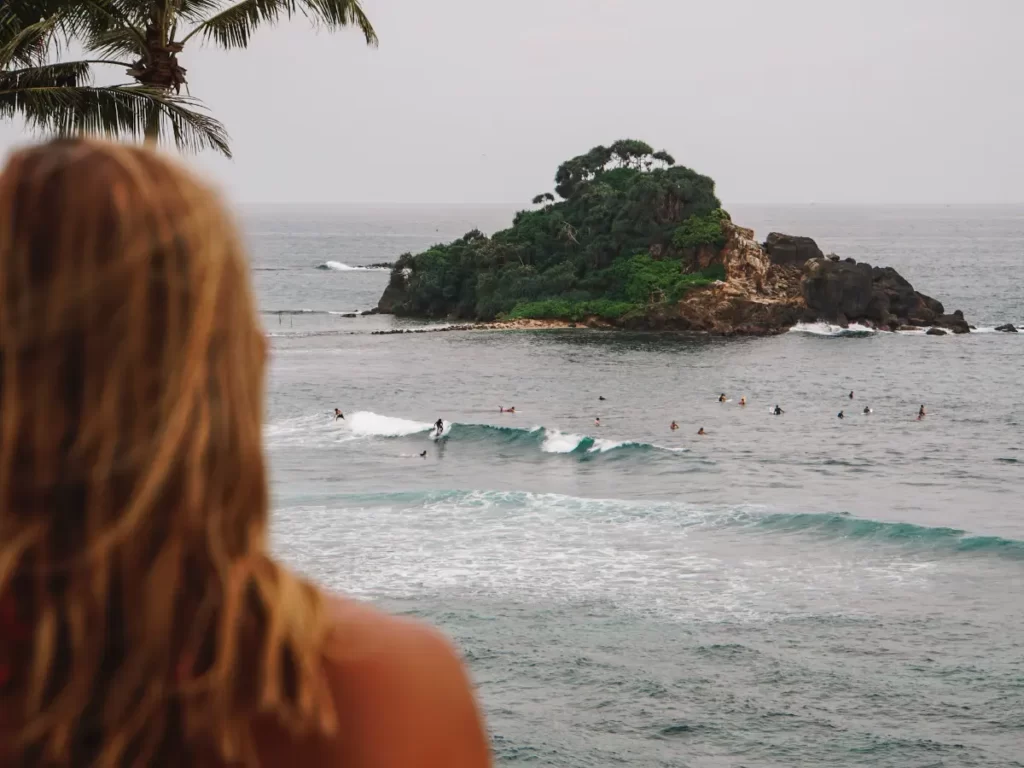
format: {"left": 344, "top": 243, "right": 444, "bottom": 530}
{"left": 0, "top": 139, "right": 489, "bottom": 767}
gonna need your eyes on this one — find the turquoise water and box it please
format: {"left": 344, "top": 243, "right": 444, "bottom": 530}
{"left": 249, "top": 204, "right": 1024, "bottom": 767}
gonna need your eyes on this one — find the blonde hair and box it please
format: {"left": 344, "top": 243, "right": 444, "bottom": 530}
{"left": 0, "top": 140, "right": 335, "bottom": 766}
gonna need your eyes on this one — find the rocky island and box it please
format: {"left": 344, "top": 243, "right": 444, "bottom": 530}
{"left": 376, "top": 140, "right": 970, "bottom": 335}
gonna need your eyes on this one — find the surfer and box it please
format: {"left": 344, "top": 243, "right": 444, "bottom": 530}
{"left": 863, "top": 406, "right": 872, "bottom": 414}
{"left": 739, "top": 397, "right": 746, "bottom": 406}
{"left": 773, "top": 405, "right": 784, "bottom": 415}
{"left": 500, "top": 406, "right": 516, "bottom": 414}
{"left": 599, "top": 396, "right": 606, "bottom": 401}
{"left": 718, "top": 393, "right": 727, "bottom": 403}
{"left": 594, "top": 417, "right": 601, "bottom": 427}
{"left": 918, "top": 405, "right": 926, "bottom": 420}
{"left": 697, "top": 427, "right": 706, "bottom": 436}
{"left": 849, "top": 391, "right": 854, "bottom": 400}
{"left": 837, "top": 411, "right": 845, "bottom": 419}
{"left": 434, "top": 418, "right": 445, "bottom": 436}
{"left": 420, "top": 450, "right": 427, "bottom": 458}
{"left": 334, "top": 408, "right": 344, "bottom": 420}
{"left": 670, "top": 421, "right": 679, "bottom": 431}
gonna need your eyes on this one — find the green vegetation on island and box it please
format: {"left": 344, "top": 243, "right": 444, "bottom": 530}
{"left": 381, "top": 140, "right": 731, "bottom": 322}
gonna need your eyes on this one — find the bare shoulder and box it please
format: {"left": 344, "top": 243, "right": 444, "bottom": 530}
{"left": 321, "top": 595, "right": 492, "bottom": 767}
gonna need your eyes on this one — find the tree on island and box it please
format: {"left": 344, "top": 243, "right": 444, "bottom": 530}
{"left": 380, "top": 140, "right": 729, "bottom": 322}
{"left": 1, "top": 0, "right": 375, "bottom": 156}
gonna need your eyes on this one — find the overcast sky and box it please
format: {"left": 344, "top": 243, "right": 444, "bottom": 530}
{"left": 2, "top": 0, "right": 1022, "bottom": 204}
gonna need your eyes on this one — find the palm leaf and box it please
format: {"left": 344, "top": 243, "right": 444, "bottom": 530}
{"left": 0, "top": 11, "right": 61, "bottom": 67}
{"left": 184, "top": 0, "right": 376, "bottom": 48}
{"left": 0, "top": 60, "right": 93, "bottom": 89}
{"left": 86, "top": 25, "right": 146, "bottom": 60}
{"left": 0, "top": 81, "right": 231, "bottom": 157}
{"left": 175, "top": 0, "right": 233, "bottom": 24}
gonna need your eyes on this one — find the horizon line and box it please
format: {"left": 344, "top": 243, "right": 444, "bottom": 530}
{"left": 233, "top": 200, "right": 1024, "bottom": 207}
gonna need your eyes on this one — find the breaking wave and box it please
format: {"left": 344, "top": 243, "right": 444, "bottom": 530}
{"left": 317, "top": 261, "right": 389, "bottom": 272}
{"left": 319, "top": 489, "right": 1024, "bottom": 561}
{"left": 788, "top": 322, "right": 877, "bottom": 337}
{"left": 265, "top": 411, "right": 688, "bottom": 457}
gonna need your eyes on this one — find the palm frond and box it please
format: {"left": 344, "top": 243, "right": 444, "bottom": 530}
{"left": 175, "top": 0, "right": 232, "bottom": 24}
{"left": 0, "top": 60, "right": 93, "bottom": 90}
{"left": 183, "top": 0, "right": 287, "bottom": 48}
{"left": 0, "top": 12, "right": 60, "bottom": 67}
{"left": 298, "top": 0, "right": 375, "bottom": 44}
{"left": 86, "top": 25, "right": 146, "bottom": 60}
{"left": 183, "top": 0, "right": 376, "bottom": 48}
{"left": 0, "top": 82, "right": 231, "bottom": 157}
{"left": 51, "top": 0, "right": 147, "bottom": 49}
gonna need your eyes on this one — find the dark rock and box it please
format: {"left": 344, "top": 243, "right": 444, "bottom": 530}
{"left": 361, "top": 308, "right": 379, "bottom": 316}
{"left": 995, "top": 323, "right": 1019, "bottom": 333}
{"left": 801, "top": 258, "right": 875, "bottom": 320}
{"left": 926, "top": 327, "right": 947, "bottom": 336}
{"left": 342, "top": 313, "right": 357, "bottom": 318}
{"left": 936, "top": 314, "right": 970, "bottom": 334}
{"left": 828, "top": 254, "right": 841, "bottom": 262}
{"left": 844, "top": 257, "right": 857, "bottom": 264}
{"left": 376, "top": 273, "right": 409, "bottom": 314}
{"left": 763, "top": 233, "right": 824, "bottom": 267}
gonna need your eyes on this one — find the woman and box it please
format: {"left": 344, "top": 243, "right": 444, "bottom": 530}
{"left": 0, "top": 140, "right": 490, "bottom": 767}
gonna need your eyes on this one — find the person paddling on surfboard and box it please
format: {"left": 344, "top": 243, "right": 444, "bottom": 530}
{"left": 718, "top": 393, "right": 727, "bottom": 403}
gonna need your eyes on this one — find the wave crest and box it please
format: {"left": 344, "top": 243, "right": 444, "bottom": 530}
{"left": 317, "top": 261, "right": 389, "bottom": 272}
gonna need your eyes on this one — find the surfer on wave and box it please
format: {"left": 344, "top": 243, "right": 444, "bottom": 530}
{"left": 334, "top": 408, "right": 344, "bottom": 420}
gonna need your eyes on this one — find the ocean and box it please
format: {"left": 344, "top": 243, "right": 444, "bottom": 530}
{"left": 247, "top": 203, "right": 1023, "bottom": 767}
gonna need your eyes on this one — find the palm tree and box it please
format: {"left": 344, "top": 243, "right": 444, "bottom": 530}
{"left": 2, "top": 0, "right": 376, "bottom": 157}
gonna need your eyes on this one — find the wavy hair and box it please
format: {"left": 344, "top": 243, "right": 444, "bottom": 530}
{"left": 0, "top": 140, "right": 335, "bottom": 766}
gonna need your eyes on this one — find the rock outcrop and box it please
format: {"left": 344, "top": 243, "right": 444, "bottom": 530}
{"left": 763, "top": 232, "right": 824, "bottom": 267}
{"left": 630, "top": 224, "right": 972, "bottom": 334}
{"left": 801, "top": 258, "right": 969, "bottom": 333}
{"left": 995, "top": 323, "right": 1019, "bottom": 333}
{"left": 376, "top": 273, "right": 409, "bottom": 314}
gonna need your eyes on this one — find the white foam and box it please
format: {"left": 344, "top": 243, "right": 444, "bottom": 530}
{"left": 973, "top": 325, "right": 1021, "bottom": 334}
{"left": 271, "top": 491, "right": 939, "bottom": 623}
{"left": 788, "top": 322, "right": 877, "bottom": 336}
{"left": 541, "top": 429, "right": 585, "bottom": 453}
{"left": 319, "top": 261, "right": 388, "bottom": 272}
{"left": 264, "top": 413, "right": 354, "bottom": 448}
{"left": 588, "top": 438, "right": 629, "bottom": 453}
{"left": 347, "top": 411, "right": 432, "bottom": 437}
